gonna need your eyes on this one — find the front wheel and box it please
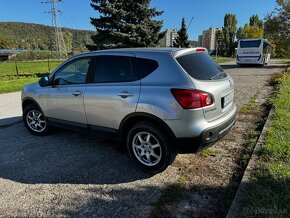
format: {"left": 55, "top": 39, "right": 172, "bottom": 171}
{"left": 23, "top": 104, "right": 50, "bottom": 136}
{"left": 127, "top": 122, "right": 176, "bottom": 174}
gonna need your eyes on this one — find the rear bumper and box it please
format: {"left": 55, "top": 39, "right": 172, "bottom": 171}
{"left": 236, "top": 55, "right": 263, "bottom": 65}
{"left": 175, "top": 109, "right": 237, "bottom": 153}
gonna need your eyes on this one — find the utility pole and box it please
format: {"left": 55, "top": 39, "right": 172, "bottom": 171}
{"left": 186, "top": 16, "right": 194, "bottom": 47}
{"left": 187, "top": 16, "right": 194, "bottom": 32}
{"left": 42, "top": 0, "right": 67, "bottom": 59}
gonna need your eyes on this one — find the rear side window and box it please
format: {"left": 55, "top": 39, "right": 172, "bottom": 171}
{"left": 94, "top": 56, "right": 137, "bottom": 83}
{"left": 135, "top": 58, "right": 159, "bottom": 79}
{"left": 176, "top": 53, "right": 226, "bottom": 80}
{"left": 239, "top": 40, "right": 261, "bottom": 48}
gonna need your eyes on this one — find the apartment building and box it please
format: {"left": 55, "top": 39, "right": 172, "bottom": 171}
{"left": 164, "top": 28, "right": 178, "bottom": 47}
{"left": 198, "top": 27, "right": 221, "bottom": 52}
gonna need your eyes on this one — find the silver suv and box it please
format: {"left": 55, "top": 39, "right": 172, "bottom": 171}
{"left": 22, "top": 48, "right": 237, "bottom": 173}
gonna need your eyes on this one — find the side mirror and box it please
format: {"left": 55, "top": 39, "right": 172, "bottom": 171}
{"left": 39, "top": 76, "right": 50, "bottom": 87}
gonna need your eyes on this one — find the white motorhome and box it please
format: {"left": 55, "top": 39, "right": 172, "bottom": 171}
{"left": 236, "top": 39, "right": 271, "bottom": 66}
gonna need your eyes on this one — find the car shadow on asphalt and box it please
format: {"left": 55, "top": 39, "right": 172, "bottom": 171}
{"left": 221, "top": 64, "right": 288, "bottom": 70}
{"left": 0, "top": 116, "right": 22, "bottom": 127}
{"left": 0, "top": 123, "right": 152, "bottom": 184}
{"left": 220, "top": 64, "right": 240, "bottom": 70}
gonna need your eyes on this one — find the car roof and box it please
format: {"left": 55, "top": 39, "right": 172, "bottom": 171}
{"left": 79, "top": 47, "right": 207, "bottom": 58}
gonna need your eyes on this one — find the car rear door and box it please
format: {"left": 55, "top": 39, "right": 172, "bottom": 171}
{"left": 84, "top": 54, "right": 141, "bottom": 130}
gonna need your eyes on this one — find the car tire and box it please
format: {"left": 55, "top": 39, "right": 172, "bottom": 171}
{"left": 23, "top": 104, "right": 50, "bottom": 136}
{"left": 127, "top": 121, "right": 176, "bottom": 174}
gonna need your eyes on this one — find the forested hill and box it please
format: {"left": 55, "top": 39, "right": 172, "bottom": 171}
{"left": 0, "top": 22, "right": 94, "bottom": 51}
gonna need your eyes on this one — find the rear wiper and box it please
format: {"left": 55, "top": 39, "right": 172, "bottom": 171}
{"left": 210, "top": 72, "right": 227, "bottom": 80}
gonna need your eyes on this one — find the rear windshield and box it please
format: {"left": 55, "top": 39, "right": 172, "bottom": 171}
{"left": 239, "top": 40, "right": 261, "bottom": 48}
{"left": 176, "top": 53, "right": 226, "bottom": 80}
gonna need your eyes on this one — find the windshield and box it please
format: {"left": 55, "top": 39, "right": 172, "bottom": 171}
{"left": 176, "top": 53, "right": 226, "bottom": 80}
{"left": 239, "top": 40, "right": 261, "bottom": 48}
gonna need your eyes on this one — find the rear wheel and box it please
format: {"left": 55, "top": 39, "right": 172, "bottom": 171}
{"left": 127, "top": 121, "right": 176, "bottom": 173}
{"left": 23, "top": 104, "right": 50, "bottom": 136}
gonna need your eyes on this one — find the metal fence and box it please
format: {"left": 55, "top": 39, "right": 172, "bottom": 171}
{"left": 0, "top": 50, "right": 70, "bottom": 78}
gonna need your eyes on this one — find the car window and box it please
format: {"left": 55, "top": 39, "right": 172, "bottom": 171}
{"left": 136, "top": 58, "right": 159, "bottom": 79}
{"left": 53, "top": 58, "right": 91, "bottom": 85}
{"left": 176, "top": 53, "right": 226, "bottom": 80}
{"left": 240, "top": 40, "right": 261, "bottom": 48}
{"left": 94, "top": 56, "right": 136, "bottom": 83}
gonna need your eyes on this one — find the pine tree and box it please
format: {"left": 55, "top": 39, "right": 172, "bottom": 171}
{"left": 87, "top": 0, "right": 164, "bottom": 50}
{"left": 173, "top": 18, "right": 190, "bottom": 48}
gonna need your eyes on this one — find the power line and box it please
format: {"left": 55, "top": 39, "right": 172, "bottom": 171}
{"left": 187, "top": 16, "right": 194, "bottom": 31}
{"left": 42, "top": 0, "right": 67, "bottom": 58}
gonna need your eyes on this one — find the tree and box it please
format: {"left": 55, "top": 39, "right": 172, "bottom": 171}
{"left": 173, "top": 18, "right": 190, "bottom": 48}
{"left": 63, "top": 32, "right": 73, "bottom": 52}
{"left": 87, "top": 0, "right": 164, "bottom": 50}
{"left": 249, "top": 15, "right": 263, "bottom": 28}
{"left": 237, "top": 15, "right": 264, "bottom": 40}
{"left": 243, "top": 24, "right": 263, "bottom": 38}
{"left": 264, "top": 0, "right": 290, "bottom": 57}
{"left": 222, "top": 14, "right": 238, "bottom": 57}
{"left": 0, "top": 36, "right": 12, "bottom": 49}
{"left": 236, "top": 27, "right": 246, "bottom": 40}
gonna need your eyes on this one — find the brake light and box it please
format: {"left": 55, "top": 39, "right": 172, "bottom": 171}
{"left": 196, "top": 48, "right": 206, "bottom": 53}
{"left": 171, "top": 89, "right": 213, "bottom": 109}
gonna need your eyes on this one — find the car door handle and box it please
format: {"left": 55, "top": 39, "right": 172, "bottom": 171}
{"left": 118, "top": 91, "right": 134, "bottom": 99}
{"left": 72, "top": 90, "right": 82, "bottom": 96}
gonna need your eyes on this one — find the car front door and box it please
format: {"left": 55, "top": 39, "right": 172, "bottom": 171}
{"left": 84, "top": 54, "right": 141, "bottom": 131}
{"left": 40, "top": 57, "right": 93, "bottom": 125}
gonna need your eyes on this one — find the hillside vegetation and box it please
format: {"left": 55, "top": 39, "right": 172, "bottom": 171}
{"left": 0, "top": 22, "right": 94, "bottom": 51}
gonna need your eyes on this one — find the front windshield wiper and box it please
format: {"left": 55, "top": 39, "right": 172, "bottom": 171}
{"left": 210, "top": 72, "right": 227, "bottom": 80}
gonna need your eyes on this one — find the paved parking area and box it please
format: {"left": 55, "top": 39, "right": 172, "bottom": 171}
{"left": 0, "top": 60, "right": 287, "bottom": 217}
{"left": 0, "top": 92, "right": 22, "bottom": 126}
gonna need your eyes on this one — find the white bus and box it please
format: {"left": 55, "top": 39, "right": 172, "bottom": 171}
{"left": 236, "top": 39, "right": 271, "bottom": 66}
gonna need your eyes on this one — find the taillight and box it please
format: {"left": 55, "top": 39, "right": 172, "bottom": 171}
{"left": 171, "top": 89, "right": 213, "bottom": 109}
{"left": 196, "top": 48, "right": 206, "bottom": 52}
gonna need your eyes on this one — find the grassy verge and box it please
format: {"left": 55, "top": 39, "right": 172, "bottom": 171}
{"left": 211, "top": 56, "right": 235, "bottom": 64}
{"left": 0, "top": 60, "right": 61, "bottom": 94}
{"left": 0, "top": 76, "right": 39, "bottom": 94}
{"left": 241, "top": 69, "right": 290, "bottom": 217}
{"left": 0, "top": 61, "right": 61, "bottom": 76}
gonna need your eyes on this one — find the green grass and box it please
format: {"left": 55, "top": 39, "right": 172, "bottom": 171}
{"left": 0, "top": 61, "right": 61, "bottom": 76}
{"left": 0, "top": 60, "right": 61, "bottom": 94}
{"left": 211, "top": 56, "right": 235, "bottom": 64}
{"left": 0, "top": 77, "right": 39, "bottom": 94}
{"left": 261, "top": 72, "right": 290, "bottom": 160}
{"left": 200, "top": 148, "right": 215, "bottom": 157}
{"left": 249, "top": 97, "right": 256, "bottom": 104}
{"left": 241, "top": 69, "right": 290, "bottom": 217}
{"left": 240, "top": 104, "right": 254, "bottom": 113}
{"left": 279, "top": 59, "right": 290, "bottom": 64}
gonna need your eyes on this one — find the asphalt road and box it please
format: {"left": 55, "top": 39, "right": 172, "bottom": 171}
{"left": 0, "top": 60, "right": 287, "bottom": 217}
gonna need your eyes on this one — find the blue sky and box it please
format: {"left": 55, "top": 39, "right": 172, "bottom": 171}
{"left": 0, "top": 0, "right": 276, "bottom": 40}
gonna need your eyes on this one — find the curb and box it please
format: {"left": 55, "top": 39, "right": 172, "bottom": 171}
{"left": 226, "top": 107, "right": 274, "bottom": 218}
{"left": 0, "top": 117, "right": 22, "bottom": 127}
